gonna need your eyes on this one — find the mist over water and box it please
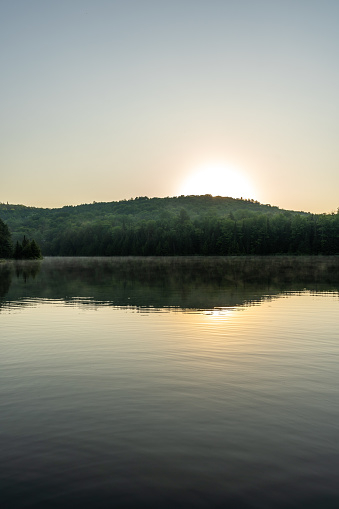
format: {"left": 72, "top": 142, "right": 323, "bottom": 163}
{"left": 1, "top": 257, "right": 339, "bottom": 508}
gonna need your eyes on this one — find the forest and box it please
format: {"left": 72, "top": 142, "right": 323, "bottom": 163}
{"left": 0, "top": 195, "right": 339, "bottom": 256}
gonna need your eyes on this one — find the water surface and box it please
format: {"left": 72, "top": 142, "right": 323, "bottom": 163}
{"left": 1, "top": 257, "right": 339, "bottom": 508}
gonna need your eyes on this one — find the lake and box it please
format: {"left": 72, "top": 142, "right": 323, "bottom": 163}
{"left": 1, "top": 256, "right": 339, "bottom": 508}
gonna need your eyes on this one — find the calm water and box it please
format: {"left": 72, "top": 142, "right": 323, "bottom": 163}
{"left": 1, "top": 257, "right": 339, "bottom": 508}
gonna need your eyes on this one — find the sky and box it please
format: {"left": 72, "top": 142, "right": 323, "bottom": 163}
{"left": 1, "top": 0, "right": 339, "bottom": 213}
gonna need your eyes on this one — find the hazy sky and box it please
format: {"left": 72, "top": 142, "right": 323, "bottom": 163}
{"left": 1, "top": 0, "right": 338, "bottom": 212}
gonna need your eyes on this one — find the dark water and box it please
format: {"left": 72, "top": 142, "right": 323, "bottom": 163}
{"left": 1, "top": 257, "right": 339, "bottom": 508}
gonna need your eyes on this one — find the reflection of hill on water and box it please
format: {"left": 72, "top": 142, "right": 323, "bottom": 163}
{"left": 1, "top": 256, "right": 339, "bottom": 311}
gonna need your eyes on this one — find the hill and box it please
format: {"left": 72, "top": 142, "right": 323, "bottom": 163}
{"left": 0, "top": 195, "right": 337, "bottom": 256}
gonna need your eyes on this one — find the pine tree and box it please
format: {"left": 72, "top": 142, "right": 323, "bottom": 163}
{"left": 0, "top": 218, "right": 13, "bottom": 258}
{"left": 30, "top": 239, "right": 42, "bottom": 259}
{"left": 14, "top": 240, "right": 23, "bottom": 259}
{"left": 22, "top": 238, "right": 33, "bottom": 259}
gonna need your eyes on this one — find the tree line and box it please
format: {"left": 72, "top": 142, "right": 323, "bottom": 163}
{"left": 44, "top": 210, "right": 339, "bottom": 256}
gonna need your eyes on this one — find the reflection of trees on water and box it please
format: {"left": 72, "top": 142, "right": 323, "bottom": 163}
{"left": 15, "top": 260, "right": 41, "bottom": 282}
{"left": 0, "top": 264, "right": 12, "bottom": 301}
{"left": 2, "top": 256, "right": 339, "bottom": 311}
{"left": 0, "top": 261, "right": 41, "bottom": 308}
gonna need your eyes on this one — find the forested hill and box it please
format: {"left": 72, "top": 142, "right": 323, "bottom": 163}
{"left": 0, "top": 194, "right": 338, "bottom": 256}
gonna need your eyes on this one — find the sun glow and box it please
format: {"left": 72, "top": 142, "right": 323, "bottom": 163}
{"left": 179, "top": 163, "right": 255, "bottom": 199}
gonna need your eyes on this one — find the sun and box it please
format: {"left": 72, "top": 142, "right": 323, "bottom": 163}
{"left": 178, "top": 163, "right": 255, "bottom": 199}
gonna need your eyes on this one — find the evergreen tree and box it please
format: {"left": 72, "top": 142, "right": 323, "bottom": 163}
{"left": 0, "top": 218, "right": 13, "bottom": 258}
{"left": 30, "top": 239, "right": 42, "bottom": 259}
{"left": 13, "top": 240, "right": 23, "bottom": 259}
{"left": 22, "top": 238, "right": 33, "bottom": 259}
